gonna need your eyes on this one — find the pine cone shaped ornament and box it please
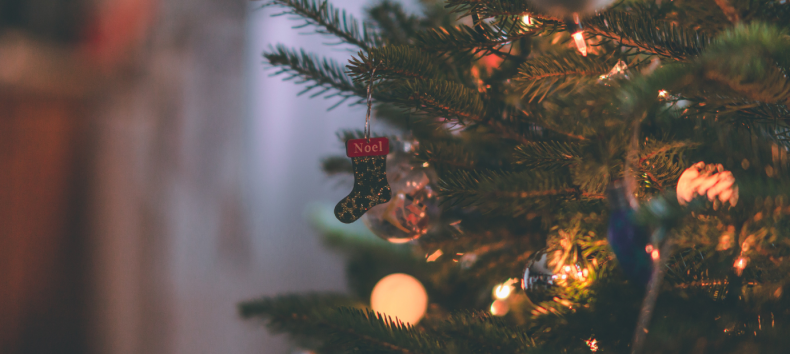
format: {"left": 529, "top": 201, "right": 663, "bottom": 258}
{"left": 676, "top": 162, "right": 739, "bottom": 207}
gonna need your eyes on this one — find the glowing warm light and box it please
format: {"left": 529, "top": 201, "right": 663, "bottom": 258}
{"left": 371, "top": 273, "right": 428, "bottom": 324}
{"left": 582, "top": 268, "right": 589, "bottom": 277}
{"left": 522, "top": 14, "right": 533, "bottom": 25}
{"left": 645, "top": 244, "right": 653, "bottom": 253}
{"left": 651, "top": 249, "right": 660, "bottom": 260}
{"left": 572, "top": 32, "right": 587, "bottom": 56}
{"left": 658, "top": 89, "right": 668, "bottom": 98}
{"left": 564, "top": 265, "right": 572, "bottom": 273}
{"left": 586, "top": 338, "right": 599, "bottom": 352}
{"left": 734, "top": 257, "right": 747, "bottom": 275}
{"left": 490, "top": 299, "right": 510, "bottom": 316}
{"left": 426, "top": 249, "right": 443, "bottom": 262}
{"left": 494, "top": 283, "right": 513, "bottom": 300}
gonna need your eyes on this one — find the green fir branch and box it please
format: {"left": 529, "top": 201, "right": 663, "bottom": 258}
{"left": 513, "top": 141, "right": 586, "bottom": 169}
{"left": 347, "top": 46, "right": 445, "bottom": 82}
{"left": 438, "top": 169, "right": 601, "bottom": 215}
{"left": 264, "top": 45, "right": 365, "bottom": 106}
{"left": 265, "top": 0, "right": 382, "bottom": 50}
{"left": 584, "top": 9, "right": 710, "bottom": 60}
{"left": 515, "top": 53, "right": 622, "bottom": 103}
{"left": 421, "top": 311, "right": 534, "bottom": 353}
{"left": 416, "top": 141, "right": 477, "bottom": 171}
{"left": 394, "top": 79, "right": 486, "bottom": 123}
{"left": 240, "top": 294, "right": 444, "bottom": 354}
{"left": 366, "top": 0, "right": 424, "bottom": 45}
{"left": 414, "top": 22, "right": 533, "bottom": 58}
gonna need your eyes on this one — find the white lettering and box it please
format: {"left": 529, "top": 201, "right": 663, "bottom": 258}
{"left": 365, "top": 146, "right": 371, "bottom": 153}
{"left": 354, "top": 143, "right": 363, "bottom": 153}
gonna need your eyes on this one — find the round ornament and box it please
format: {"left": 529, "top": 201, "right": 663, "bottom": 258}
{"left": 522, "top": 249, "right": 592, "bottom": 301}
{"left": 527, "top": 0, "right": 616, "bottom": 17}
{"left": 363, "top": 141, "right": 438, "bottom": 243}
{"left": 370, "top": 273, "right": 428, "bottom": 324}
{"left": 521, "top": 250, "right": 557, "bottom": 302}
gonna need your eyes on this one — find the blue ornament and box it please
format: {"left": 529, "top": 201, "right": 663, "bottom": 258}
{"left": 606, "top": 180, "right": 653, "bottom": 286}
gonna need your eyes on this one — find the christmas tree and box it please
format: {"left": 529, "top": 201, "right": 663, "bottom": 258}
{"left": 240, "top": 0, "right": 790, "bottom": 352}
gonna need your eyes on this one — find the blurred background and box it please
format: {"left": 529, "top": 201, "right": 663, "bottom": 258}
{"left": 0, "top": 0, "right": 415, "bottom": 352}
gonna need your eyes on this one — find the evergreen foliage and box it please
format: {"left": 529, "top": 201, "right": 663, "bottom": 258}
{"left": 245, "top": 0, "right": 790, "bottom": 352}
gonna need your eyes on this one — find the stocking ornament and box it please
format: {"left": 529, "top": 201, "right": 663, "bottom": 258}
{"left": 334, "top": 66, "right": 392, "bottom": 223}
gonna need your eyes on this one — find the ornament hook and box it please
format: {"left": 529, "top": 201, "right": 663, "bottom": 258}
{"left": 365, "top": 64, "right": 378, "bottom": 142}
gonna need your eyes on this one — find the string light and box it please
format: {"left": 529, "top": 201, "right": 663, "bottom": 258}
{"left": 426, "top": 249, "right": 443, "bottom": 262}
{"left": 493, "top": 283, "right": 512, "bottom": 300}
{"left": 585, "top": 338, "right": 599, "bottom": 352}
{"left": 658, "top": 90, "right": 669, "bottom": 98}
{"left": 522, "top": 14, "right": 533, "bottom": 26}
{"left": 490, "top": 299, "right": 510, "bottom": 316}
{"left": 651, "top": 249, "right": 660, "bottom": 261}
{"left": 734, "top": 256, "right": 747, "bottom": 275}
{"left": 569, "top": 13, "right": 587, "bottom": 56}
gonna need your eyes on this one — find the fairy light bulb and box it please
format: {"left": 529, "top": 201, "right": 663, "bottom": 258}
{"left": 566, "top": 14, "right": 587, "bottom": 56}
{"left": 572, "top": 32, "right": 587, "bottom": 56}
{"left": 734, "top": 257, "right": 747, "bottom": 276}
{"left": 586, "top": 338, "right": 599, "bottom": 352}
{"left": 522, "top": 14, "right": 533, "bottom": 25}
{"left": 493, "top": 283, "right": 512, "bottom": 300}
{"left": 651, "top": 249, "right": 660, "bottom": 261}
{"left": 490, "top": 299, "right": 510, "bottom": 316}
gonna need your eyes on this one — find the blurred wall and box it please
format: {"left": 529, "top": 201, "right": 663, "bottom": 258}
{"left": 0, "top": 0, "right": 394, "bottom": 352}
{"left": 88, "top": 0, "right": 370, "bottom": 353}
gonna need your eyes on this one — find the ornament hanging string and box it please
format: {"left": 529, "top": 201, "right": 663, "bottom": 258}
{"left": 365, "top": 65, "right": 378, "bottom": 142}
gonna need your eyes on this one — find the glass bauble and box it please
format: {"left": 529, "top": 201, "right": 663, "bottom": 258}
{"left": 522, "top": 248, "right": 591, "bottom": 302}
{"left": 363, "top": 180, "right": 436, "bottom": 243}
{"left": 362, "top": 139, "right": 437, "bottom": 243}
{"left": 521, "top": 250, "right": 557, "bottom": 303}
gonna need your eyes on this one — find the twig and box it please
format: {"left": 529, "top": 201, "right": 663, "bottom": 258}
{"left": 630, "top": 236, "right": 672, "bottom": 354}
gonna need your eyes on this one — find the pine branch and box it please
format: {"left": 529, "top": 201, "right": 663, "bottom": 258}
{"left": 414, "top": 21, "right": 534, "bottom": 58}
{"left": 513, "top": 141, "right": 585, "bottom": 169}
{"left": 321, "top": 156, "right": 352, "bottom": 174}
{"left": 365, "top": 0, "right": 423, "bottom": 45}
{"left": 416, "top": 141, "right": 477, "bottom": 171}
{"left": 264, "top": 45, "right": 365, "bottom": 106}
{"left": 347, "top": 46, "right": 445, "bottom": 82}
{"left": 394, "top": 79, "right": 486, "bottom": 123}
{"left": 584, "top": 9, "right": 710, "bottom": 61}
{"left": 421, "top": 312, "right": 534, "bottom": 354}
{"left": 265, "top": 0, "right": 382, "bottom": 50}
{"left": 438, "top": 169, "right": 602, "bottom": 215}
{"left": 515, "top": 53, "right": 622, "bottom": 103}
{"left": 445, "top": 0, "right": 709, "bottom": 60}
{"left": 619, "top": 23, "right": 790, "bottom": 115}
{"left": 637, "top": 140, "right": 697, "bottom": 191}
{"left": 240, "top": 294, "right": 444, "bottom": 354}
